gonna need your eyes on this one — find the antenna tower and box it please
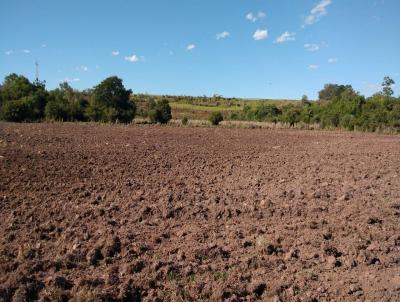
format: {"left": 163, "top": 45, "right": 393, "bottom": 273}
{"left": 35, "top": 60, "right": 39, "bottom": 81}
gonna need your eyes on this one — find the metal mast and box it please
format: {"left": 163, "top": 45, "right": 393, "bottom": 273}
{"left": 35, "top": 60, "right": 39, "bottom": 81}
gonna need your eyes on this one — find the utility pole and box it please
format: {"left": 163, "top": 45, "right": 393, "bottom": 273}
{"left": 35, "top": 60, "right": 39, "bottom": 82}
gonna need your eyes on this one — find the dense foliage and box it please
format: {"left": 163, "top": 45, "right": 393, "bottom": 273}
{"left": 87, "top": 76, "right": 135, "bottom": 123}
{"left": 0, "top": 73, "right": 398, "bottom": 132}
{"left": 209, "top": 112, "right": 224, "bottom": 126}
{"left": 148, "top": 99, "right": 172, "bottom": 124}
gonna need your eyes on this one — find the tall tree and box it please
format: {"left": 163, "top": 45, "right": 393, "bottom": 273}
{"left": 87, "top": 76, "right": 135, "bottom": 123}
{"left": 382, "top": 76, "right": 395, "bottom": 96}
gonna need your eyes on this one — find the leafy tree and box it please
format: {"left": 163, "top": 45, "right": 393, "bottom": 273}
{"left": 45, "top": 82, "right": 89, "bottom": 121}
{"left": 382, "top": 76, "right": 395, "bottom": 96}
{"left": 209, "top": 112, "right": 223, "bottom": 126}
{"left": 0, "top": 74, "right": 48, "bottom": 121}
{"left": 1, "top": 74, "right": 35, "bottom": 101}
{"left": 148, "top": 99, "right": 172, "bottom": 124}
{"left": 281, "top": 105, "right": 301, "bottom": 127}
{"left": 318, "top": 84, "right": 355, "bottom": 102}
{"left": 87, "top": 76, "right": 135, "bottom": 123}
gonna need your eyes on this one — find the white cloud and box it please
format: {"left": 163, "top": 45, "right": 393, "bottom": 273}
{"left": 186, "top": 44, "right": 196, "bottom": 51}
{"left": 275, "top": 32, "right": 296, "bottom": 44}
{"left": 76, "top": 65, "right": 89, "bottom": 72}
{"left": 125, "top": 54, "right": 141, "bottom": 62}
{"left": 22, "top": 49, "right": 31, "bottom": 54}
{"left": 111, "top": 51, "right": 120, "bottom": 56}
{"left": 253, "top": 29, "right": 268, "bottom": 41}
{"left": 304, "top": 0, "right": 332, "bottom": 26}
{"left": 4, "top": 50, "right": 13, "bottom": 55}
{"left": 328, "top": 58, "right": 338, "bottom": 63}
{"left": 304, "top": 43, "right": 320, "bottom": 52}
{"left": 64, "top": 77, "right": 80, "bottom": 83}
{"left": 216, "top": 31, "right": 230, "bottom": 40}
{"left": 308, "top": 64, "right": 320, "bottom": 69}
{"left": 41, "top": 44, "right": 47, "bottom": 48}
{"left": 246, "top": 11, "right": 266, "bottom": 22}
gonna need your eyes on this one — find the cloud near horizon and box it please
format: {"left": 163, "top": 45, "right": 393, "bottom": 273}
{"left": 64, "top": 77, "right": 80, "bottom": 83}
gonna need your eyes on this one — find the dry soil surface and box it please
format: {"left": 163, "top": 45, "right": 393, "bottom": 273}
{"left": 0, "top": 123, "right": 400, "bottom": 302}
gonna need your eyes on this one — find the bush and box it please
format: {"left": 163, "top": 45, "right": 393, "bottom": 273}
{"left": 209, "top": 112, "right": 223, "bottom": 126}
{"left": 182, "top": 116, "right": 189, "bottom": 125}
{"left": 148, "top": 99, "right": 172, "bottom": 124}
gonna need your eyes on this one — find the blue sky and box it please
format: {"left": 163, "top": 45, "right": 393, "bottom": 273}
{"left": 1, "top": 0, "right": 399, "bottom": 99}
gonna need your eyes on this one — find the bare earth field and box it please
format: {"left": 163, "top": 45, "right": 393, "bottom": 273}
{"left": 0, "top": 123, "right": 400, "bottom": 302}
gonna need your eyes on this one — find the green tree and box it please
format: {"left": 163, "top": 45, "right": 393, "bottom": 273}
{"left": 87, "top": 76, "right": 135, "bottom": 123}
{"left": 45, "top": 82, "right": 88, "bottom": 121}
{"left": 0, "top": 74, "right": 48, "bottom": 121}
{"left": 318, "top": 84, "right": 355, "bottom": 102}
{"left": 382, "top": 76, "right": 395, "bottom": 96}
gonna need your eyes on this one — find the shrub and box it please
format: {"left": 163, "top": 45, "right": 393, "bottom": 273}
{"left": 209, "top": 112, "right": 223, "bottom": 126}
{"left": 182, "top": 116, "right": 189, "bottom": 125}
{"left": 148, "top": 99, "right": 172, "bottom": 124}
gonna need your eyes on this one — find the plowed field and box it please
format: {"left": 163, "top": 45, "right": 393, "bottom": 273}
{"left": 1, "top": 123, "right": 399, "bottom": 301}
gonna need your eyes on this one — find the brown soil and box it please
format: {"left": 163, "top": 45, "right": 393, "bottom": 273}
{"left": 0, "top": 123, "right": 399, "bottom": 302}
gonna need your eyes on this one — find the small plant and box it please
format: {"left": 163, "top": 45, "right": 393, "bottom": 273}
{"left": 209, "top": 112, "right": 223, "bottom": 126}
{"left": 182, "top": 116, "right": 189, "bottom": 125}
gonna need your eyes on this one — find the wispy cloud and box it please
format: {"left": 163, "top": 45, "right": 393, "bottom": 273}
{"left": 41, "top": 44, "right": 47, "bottom": 48}
{"left": 275, "top": 32, "right": 296, "bottom": 44}
{"left": 246, "top": 11, "right": 266, "bottom": 22}
{"left": 111, "top": 51, "right": 120, "bottom": 56}
{"left": 308, "top": 64, "right": 320, "bottom": 70}
{"left": 4, "top": 50, "right": 13, "bottom": 55}
{"left": 76, "top": 65, "right": 89, "bottom": 72}
{"left": 186, "top": 44, "right": 196, "bottom": 51}
{"left": 304, "top": 0, "right": 332, "bottom": 26}
{"left": 64, "top": 77, "right": 80, "bottom": 83}
{"left": 253, "top": 29, "right": 268, "bottom": 41}
{"left": 328, "top": 58, "right": 338, "bottom": 63}
{"left": 125, "top": 54, "right": 142, "bottom": 62}
{"left": 22, "top": 49, "right": 31, "bottom": 54}
{"left": 216, "top": 31, "right": 230, "bottom": 40}
{"left": 304, "top": 43, "right": 320, "bottom": 52}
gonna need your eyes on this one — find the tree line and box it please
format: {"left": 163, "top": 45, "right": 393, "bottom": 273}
{"left": 0, "top": 73, "right": 398, "bottom": 132}
{"left": 0, "top": 74, "right": 171, "bottom": 124}
{"left": 229, "top": 77, "right": 399, "bottom": 132}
